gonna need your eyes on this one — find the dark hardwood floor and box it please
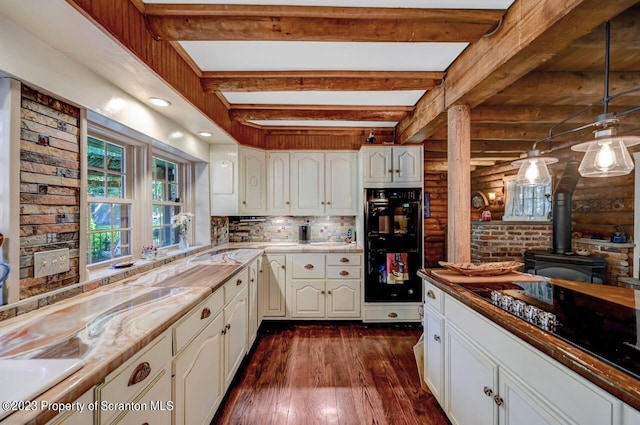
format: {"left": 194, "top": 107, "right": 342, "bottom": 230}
{"left": 211, "top": 322, "right": 451, "bottom": 425}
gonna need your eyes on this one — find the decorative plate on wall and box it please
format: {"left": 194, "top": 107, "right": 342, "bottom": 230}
{"left": 471, "top": 191, "right": 488, "bottom": 209}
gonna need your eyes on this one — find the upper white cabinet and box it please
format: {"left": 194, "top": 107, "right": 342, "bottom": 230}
{"left": 361, "top": 145, "right": 423, "bottom": 187}
{"left": 239, "top": 147, "right": 266, "bottom": 215}
{"left": 290, "top": 151, "right": 357, "bottom": 215}
{"left": 267, "top": 151, "right": 291, "bottom": 215}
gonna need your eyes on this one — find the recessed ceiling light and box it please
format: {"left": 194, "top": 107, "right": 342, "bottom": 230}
{"left": 148, "top": 97, "right": 171, "bottom": 107}
{"left": 198, "top": 131, "right": 213, "bottom": 137}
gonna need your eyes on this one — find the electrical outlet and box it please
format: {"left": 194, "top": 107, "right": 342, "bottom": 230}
{"left": 34, "top": 248, "right": 70, "bottom": 278}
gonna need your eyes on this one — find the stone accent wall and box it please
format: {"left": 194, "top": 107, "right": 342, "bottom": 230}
{"left": 228, "top": 216, "right": 356, "bottom": 243}
{"left": 19, "top": 85, "right": 81, "bottom": 299}
{"left": 471, "top": 222, "right": 553, "bottom": 263}
{"left": 211, "top": 216, "right": 229, "bottom": 246}
{"left": 573, "top": 238, "right": 634, "bottom": 285}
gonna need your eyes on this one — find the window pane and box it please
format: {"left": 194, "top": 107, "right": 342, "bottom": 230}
{"left": 87, "top": 137, "right": 104, "bottom": 168}
{"left": 154, "top": 158, "right": 166, "bottom": 181}
{"left": 152, "top": 181, "right": 164, "bottom": 201}
{"left": 169, "top": 183, "right": 178, "bottom": 202}
{"left": 89, "top": 231, "right": 113, "bottom": 263}
{"left": 106, "top": 143, "right": 123, "bottom": 172}
{"left": 90, "top": 203, "right": 112, "bottom": 229}
{"left": 113, "top": 204, "right": 131, "bottom": 229}
{"left": 88, "top": 170, "right": 105, "bottom": 197}
{"left": 167, "top": 162, "right": 177, "bottom": 183}
{"left": 113, "top": 230, "right": 130, "bottom": 257}
{"left": 107, "top": 174, "right": 123, "bottom": 198}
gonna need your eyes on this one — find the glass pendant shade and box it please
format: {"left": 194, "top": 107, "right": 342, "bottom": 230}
{"left": 571, "top": 133, "right": 640, "bottom": 178}
{"left": 511, "top": 150, "right": 558, "bottom": 187}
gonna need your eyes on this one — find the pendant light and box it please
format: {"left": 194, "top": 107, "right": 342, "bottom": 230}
{"left": 570, "top": 21, "right": 640, "bottom": 177}
{"left": 512, "top": 149, "right": 558, "bottom": 186}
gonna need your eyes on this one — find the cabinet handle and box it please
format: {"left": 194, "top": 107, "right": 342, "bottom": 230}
{"left": 395, "top": 169, "right": 400, "bottom": 173}
{"left": 222, "top": 328, "right": 227, "bottom": 335}
{"left": 242, "top": 201, "right": 246, "bottom": 204}
{"left": 339, "top": 270, "right": 349, "bottom": 276}
{"left": 339, "top": 257, "right": 349, "bottom": 263}
{"left": 483, "top": 386, "right": 493, "bottom": 397}
{"left": 433, "top": 334, "right": 440, "bottom": 342}
{"left": 388, "top": 169, "right": 394, "bottom": 173}
{"left": 250, "top": 278, "right": 255, "bottom": 283}
{"left": 236, "top": 279, "right": 243, "bottom": 286}
{"left": 304, "top": 264, "right": 314, "bottom": 270}
{"left": 494, "top": 395, "right": 504, "bottom": 406}
{"left": 200, "top": 307, "right": 211, "bottom": 320}
{"left": 388, "top": 312, "right": 398, "bottom": 318}
{"left": 327, "top": 290, "right": 332, "bottom": 295}
{"left": 226, "top": 323, "right": 231, "bottom": 330}
{"left": 281, "top": 265, "right": 286, "bottom": 269}
{"left": 321, "top": 290, "right": 325, "bottom": 295}
{"left": 128, "top": 362, "right": 151, "bottom": 387}
{"left": 427, "top": 290, "right": 436, "bottom": 299}
{"left": 286, "top": 201, "right": 290, "bottom": 205}
{"left": 326, "top": 201, "right": 331, "bottom": 205}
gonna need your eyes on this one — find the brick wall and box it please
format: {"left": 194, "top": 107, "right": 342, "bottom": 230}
{"left": 573, "top": 238, "right": 634, "bottom": 284}
{"left": 19, "top": 85, "right": 81, "bottom": 299}
{"left": 471, "top": 222, "right": 553, "bottom": 263}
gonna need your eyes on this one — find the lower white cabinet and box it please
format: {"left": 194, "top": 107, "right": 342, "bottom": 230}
{"left": 261, "top": 254, "right": 287, "bottom": 317}
{"left": 423, "top": 306, "right": 444, "bottom": 405}
{"left": 46, "top": 389, "right": 93, "bottom": 425}
{"left": 247, "top": 257, "right": 261, "bottom": 347}
{"left": 223, "top": 283, "right": 248, "bottom": 387}
{"left": 110, "top": 370, "right": 172, "bottom": 425}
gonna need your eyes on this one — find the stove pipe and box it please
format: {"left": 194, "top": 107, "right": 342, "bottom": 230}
{"left": 552, "top": 160, "right": 580, "bottom": 254}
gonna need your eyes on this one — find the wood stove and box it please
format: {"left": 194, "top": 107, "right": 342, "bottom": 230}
{"left": 524, "top": 250, "right": 606, "bottom": 283}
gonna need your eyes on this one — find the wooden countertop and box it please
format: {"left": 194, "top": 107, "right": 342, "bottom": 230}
{"left": 419, "top": 269, "right": 640, "bottom": 411}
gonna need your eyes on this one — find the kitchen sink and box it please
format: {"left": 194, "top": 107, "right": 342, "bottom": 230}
{"left": 0, "top": 358, "right": 83, "bottom": 420}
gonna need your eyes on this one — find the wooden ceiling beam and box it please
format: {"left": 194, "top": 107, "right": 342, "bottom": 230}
{"left": 470, "top": 105, "right": 595, "bottom": 124}
{"left": 230, "top": 106, "right": 410, "bottom": 122}
{"left": 201, "top": 71, "right": 443, "bottom": 92}
{"left": 398, "top": 0, "right": 639, "bottom": 143}
{"left": 263, "top": 127, "right": 394, "bottom": 136}
{"left": 144, "top": 5, "right": 503, "bottom": 42}
{"left": 424, "top": 140, "right": 539, "bottom": 153}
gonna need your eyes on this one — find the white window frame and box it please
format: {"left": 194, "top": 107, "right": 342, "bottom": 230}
{"left": 502, "top": 175, "right": 553, "bottom": 222}
{"left": 151, "top": 153, "right": 186, "bottom": 248}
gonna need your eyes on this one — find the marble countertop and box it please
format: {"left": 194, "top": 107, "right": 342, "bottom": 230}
{"left": 0, "top": 244, "right": 361, "bottom": 424}
{"left": 418, "top": 269, "right": 640, "bottom": 411}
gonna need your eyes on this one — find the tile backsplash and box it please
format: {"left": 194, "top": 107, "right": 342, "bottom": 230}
{"left": 227, "top": 216, "right": 356, "bottom": 243}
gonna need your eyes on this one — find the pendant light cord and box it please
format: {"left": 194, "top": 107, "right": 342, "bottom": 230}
{"left": 603, "top": 21, "right": 611, "bottom": 115}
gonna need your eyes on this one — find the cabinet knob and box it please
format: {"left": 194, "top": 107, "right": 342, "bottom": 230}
{"left": 286, "top": 201, "right": 290, "bottom": 205}
{"left": 321, "top": 201, "right": 325, "bottom": 205}
{"left": 128, "top": 362, "right": 151, "bottom": 387}
{"left": 321, "top": 290, "right": 326, "bottom": 295}
{"left": 226, "top": 323, "right": 231, "bottom": 330}
{"left": 281, "top": 265, "right": 286, "bottom": 269}
{"left": 327, "top": 290, "right": 332, "bottom": 295}
{"left": 304, "top": 264, "right": 314, "bottom": 270}
{"left": 201, "top": 307, "right": 211, "bottom": 320}
{"left": 395, "top": 169, "right": 400, "bottom": 173}
{"left": 236, "top": 279, "right": 243, "bottom": 286}
{"left": 433, "top": 334, "right": 440, "bottom": 342}
{"left": 427, "top": 290, "right": 436, "bottom": 299}
{"left": 388, "top": 169, "right": 394, "bottom": 173}
{"left": 388, "top": 312, "right": 398, "bottom": 318}
{"left": 494, "top": 395, "right": 504, "bottom": 406}
{"left": 483, "top": 386, "right": 493, "bottom": 397}
{"left": 339, "top": 270, "right": 349, "bottom": 276}
{"left": 326, "top": 201, "right": 331, "bottom": 205}
{"left": 222, "top": 328, "right": 227, "bottom": 335}
{"left": 250, "top": 278, "right": 255, "bottom": 283}
{"left": 242, "top": 201, "right": 247, "bottom": 204}
{"left": 339, "top": 257, "right": 349, "bottom": 263}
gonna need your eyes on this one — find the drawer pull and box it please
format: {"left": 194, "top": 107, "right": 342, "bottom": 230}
{"left": 427, "top": 290, "right": 436, "bottom": 300}
{"left": 339, "top": 270, "right": 349, "bottom": 276}
{"left": 388, "top": 312, "right": 398, "bottom": 318}
{"left": 201, "top": 307, "right": 211, "bottom": 320}
{"left": 128, "top": 362, "right": 151, "bottom": 387}
{"left": 304, "top": 264, "right": 314, "bottom": 270}
{"left": 434, "top": 334, "right": 440, "bottom": 342}
{"left": 236, "top": 279, "right": 243, "bottom": 286}
{"left": 484, "top": 386, "right": 493, "bottom": 397}
{"left": 494, "top": 395, "right": 504, "bottom": 406}
{"left": 339, "top": 257, "right": 349, "bottom": 263}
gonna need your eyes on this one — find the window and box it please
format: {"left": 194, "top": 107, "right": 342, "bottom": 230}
{"left": 152, "top": 156, "right": 183, "bottom": 247}
{"left": 503, "top": 176, "right": 552, "bottom": 221}
{"left": 87, "top": 136, "right": 132, "bottom": 264}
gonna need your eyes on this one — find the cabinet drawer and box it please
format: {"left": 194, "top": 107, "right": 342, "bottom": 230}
{"left": 291, "top": 254, "right": 326, "bottom": 279}
{"left": 96, "top": 331, "right": 171, "bottom": 424}
{"left": 424, "top": 280, "right": 444, "bottom": 313}
{"left": 173, "top": 289, "right": 224, "bottom": 354}
{"left": 111, "top": 370, "right": 171, "bottom": 425}
{"left": 363, "top": 304, "right": 421, "bottom": 322}
{"left": 225, "top": 267, "right": 249, "bottom": 304}
{"left": 327, "top": 266, "right": 361, "bottom": 279}
{"left": 326, "top": 254, "right": 362, "bottom": 266}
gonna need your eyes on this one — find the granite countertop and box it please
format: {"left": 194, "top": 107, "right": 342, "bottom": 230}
{"left": 0, "top": 243, "right": 361, "bottom": 424}
{"left": 418, "top": 269, "right": 640, "bottom": 411}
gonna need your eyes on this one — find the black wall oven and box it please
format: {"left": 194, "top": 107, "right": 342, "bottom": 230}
{"left": 364, "top": 188, "right": 423, "bottom": 302}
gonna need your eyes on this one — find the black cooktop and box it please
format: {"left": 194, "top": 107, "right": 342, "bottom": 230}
{"left": 459, "top": 280, "right": 640, "bottom": 380}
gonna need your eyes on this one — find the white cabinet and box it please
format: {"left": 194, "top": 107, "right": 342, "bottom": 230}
{"left": 423, "top": 307, "right": 444, "bottom": 404}
{"left": 361, "top": 145, "right": 423, "bottom": 187}
{"left": 267, "top": 152, "right": 291, "bottom": 214}
{"left": 261, "top": 254, "right": 287, "bottom": 318}
{"left": 223, "top": 275, "right": 249, "bottom": 387}
{"left": 46, "top": 389, "right": 93, "bottom": 425}
{"left": 290, "top": 151, "right": 357, "bottom": 215}
{"left": 290, "top": 253, "right": 361, "bottom": 319}
{"left": 239, "top": 147, "right": 266, "bottom": 214}
{"left": 111, "top": 370, "right": 172, "bottom": 425}
{"left": 247, "top": 257, "right": 261, "bottom": 347}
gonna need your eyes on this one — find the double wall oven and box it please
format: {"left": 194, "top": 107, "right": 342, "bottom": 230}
{"left": 364, "top": 188, "right": 423, "bottom": 303}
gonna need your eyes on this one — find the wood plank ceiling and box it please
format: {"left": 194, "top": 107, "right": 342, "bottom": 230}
{"left": 70, "top": 0, "right": 640, "bottom": 168}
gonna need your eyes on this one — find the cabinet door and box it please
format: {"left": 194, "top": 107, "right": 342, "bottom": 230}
{"left": 393, "top": 146, "right": 422, "bottom": 183}
{"left": 326, "top": 280, "right": 361, "bottom": 318}
{"left": 291, "top": 152, "right": 325, "bottom": 214}
{"left": 46, "top": 389, "right": 93, "bottom": 425}
{"left": 261, "top": 254, "right": 286, "bottom": 317}
{"left": 248, "top": 257, "right": 261, "bottom": 347}
{"left": 267, "top": 152, "right": 290, "bottom": 214}
{"left": 325, "top": 152, "right": 357, "bottom": 214}
{"left": 497, "top": 368, "right": 565, "bottom": 425}
{"left": 362, "top": 147, "right": 393, "bottom": 184}
{"left": 111, "top": 370, "right": 172, "bottom": 425}
{"left": 291, "top": 280, "right": 325, "bottom": 318}
{"left": 224, "top": 286, "right": 248, "bottom": 387}
{"left": 173, "top": 313, "right": 224, "bottom": 425}
{"left": 424, "top": 307, "right": 444, "bottom": 404}
{"left": 445, "top": 324, "right": 498, "bottom": 425}
{"left": 239, "top": 148, "right": 266, "bottom": 214}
